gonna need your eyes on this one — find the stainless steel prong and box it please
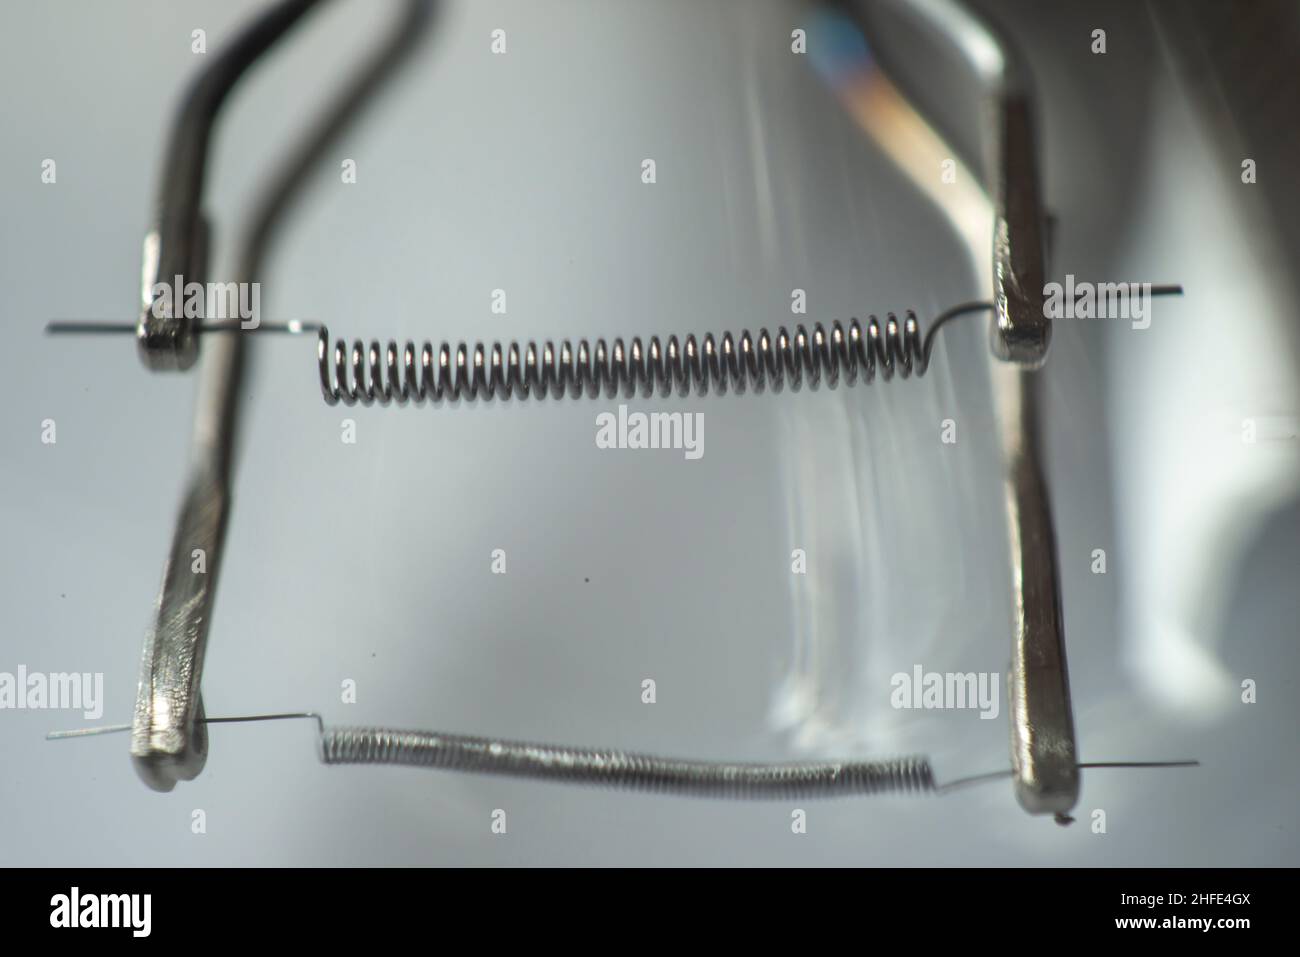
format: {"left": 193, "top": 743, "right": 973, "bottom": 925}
{"left": 995, "top": 364, "right": 1078, "bottom": 815}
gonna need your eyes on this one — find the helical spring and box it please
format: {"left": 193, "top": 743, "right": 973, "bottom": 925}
{"left": 319, "top": 726, "right": 936, "bottom": 799}
{"left": 317, "top": 302, "right": 994, "bottom": 406}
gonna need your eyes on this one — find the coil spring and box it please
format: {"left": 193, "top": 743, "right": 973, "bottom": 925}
{"left": 317, "top": 304, "right": 991, "bottom": 406}
{"left": 319, "top": 726, "right": 935, "bottom": 799}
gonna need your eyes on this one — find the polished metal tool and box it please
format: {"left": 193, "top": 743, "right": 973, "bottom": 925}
{"left": 53, "top": 0, "right": 1185, "bottom": 820}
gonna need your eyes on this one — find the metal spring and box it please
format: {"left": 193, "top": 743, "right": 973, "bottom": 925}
{"left": 317, "top": 302, "right": 993, "bottom": 406}
{"left": 320, "top": 726, "right": 936, "bottom": 799}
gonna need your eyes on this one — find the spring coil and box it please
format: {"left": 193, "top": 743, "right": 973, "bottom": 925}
{"left": 317, "top": 304, "right": 991, "bottom": 406}
{"left": 320, "top": 726, "right": 935, "bottom": 799}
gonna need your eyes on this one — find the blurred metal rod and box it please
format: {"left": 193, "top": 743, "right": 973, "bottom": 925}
{"left": 137, "top": 0, "right": 325, "bottom": 371}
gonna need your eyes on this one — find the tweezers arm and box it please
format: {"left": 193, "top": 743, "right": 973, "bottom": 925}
{"left": 137, "top": 0, "right": 323, "bottom": 371}
{"left": 130, "top": 463, "right": 229, "bottom": 790}
{"left": 990, "top": 92, "right": 1049, "bottom": 365}
{"left": 854, "top": 0, "right": 1050, "bottom": 364}
{"left": 861, "top": 0, "right": 1071, "bottom": 811}
{"left": 996, "top": 366, "right": 1078, "bottom": 815}
{"left": 128, "top": 0, "right": 435, "bottom": 791}
{"left": 132, "top": 320, "right": 243, "bottom": 791}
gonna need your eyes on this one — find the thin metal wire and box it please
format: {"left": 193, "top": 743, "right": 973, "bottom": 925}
{"left": 46, "top": 712, "right": 1197, "bottom": 802}
{"left": 46, "top": 319, "right": 318, "bottom": 335}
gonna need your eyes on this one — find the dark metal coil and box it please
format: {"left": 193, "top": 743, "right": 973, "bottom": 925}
{"left": 317, "top": 304, "right": 992, "bottom": 406}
